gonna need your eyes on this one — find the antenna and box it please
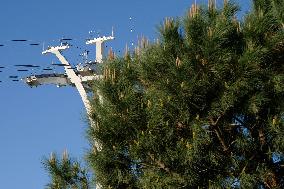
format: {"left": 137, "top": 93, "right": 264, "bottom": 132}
{"left": 112, "top": 26, "right": 114, "bottom": 37}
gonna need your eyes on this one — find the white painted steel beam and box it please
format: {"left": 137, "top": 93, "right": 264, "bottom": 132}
{"left": 42, "top": 45, "right": 91, "bottom": 113}
{"left": 86, "top": 35, "right": 114, "bottom": 63}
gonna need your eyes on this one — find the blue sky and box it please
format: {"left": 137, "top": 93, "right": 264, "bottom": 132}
{"left": 0, "top": 1, "right": 249, "bottom": 188}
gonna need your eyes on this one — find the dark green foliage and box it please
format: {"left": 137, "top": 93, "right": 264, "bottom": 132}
{"left": 44, "top": 0, "right": 284, "bottom": 188}
{"left": 87, "top": 57, "right": 145, "bottom": 188}
{"left": 87, "top": 1, "right": 284, "bottom": 188}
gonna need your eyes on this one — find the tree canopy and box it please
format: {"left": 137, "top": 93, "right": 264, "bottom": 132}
{"left": 45, "top": 0, "right": 284, "bottom": 188}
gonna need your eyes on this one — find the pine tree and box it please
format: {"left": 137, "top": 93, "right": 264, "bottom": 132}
{"left": 43, "top": 151, "right": 90, "bottom": 189}
{"left": 87, "top": 0, "right": 284, "bottom": 188}
{"left": 44, "top": 0, "right": 283, "bottom": 188}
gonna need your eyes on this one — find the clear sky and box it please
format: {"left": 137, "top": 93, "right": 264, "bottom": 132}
{"left": 0, "top": 0, "right": 249, "bottom": 188}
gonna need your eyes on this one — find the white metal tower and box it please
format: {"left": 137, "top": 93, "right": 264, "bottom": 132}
{"left": 29, "top": 33, "right": 115, "bottom": 189}
{"left": 42, "top": 45, "right": 92, "bottom": 113}
{"left": 40, "top": 30, "right": 115, "bottom": 114}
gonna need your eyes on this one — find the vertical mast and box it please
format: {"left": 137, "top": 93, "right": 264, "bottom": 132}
{"left": 86, "top": 30, "right": 114, "bottom": 63}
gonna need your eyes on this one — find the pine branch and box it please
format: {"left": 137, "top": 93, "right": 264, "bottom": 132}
{"left": 214, "top": 127, "right": 229, "bottom": 152}
{"left": 209, "top": 116, "right": 229, "bottom": 152}
{"left": 148, "top": 153, "right": 170, "bottom": 173}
